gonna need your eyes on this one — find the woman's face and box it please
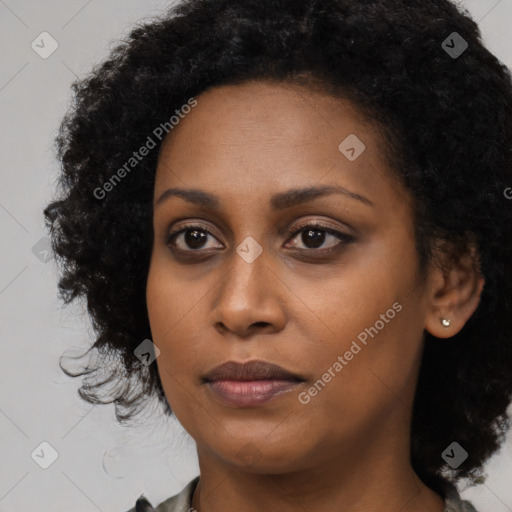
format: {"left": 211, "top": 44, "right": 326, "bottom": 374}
{"left": 146, "top": 80, "right": 433, "bottom": 473}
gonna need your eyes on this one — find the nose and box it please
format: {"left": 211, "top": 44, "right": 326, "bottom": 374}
{"left": 210, "top": 246, "right": 287, "bottom": 339}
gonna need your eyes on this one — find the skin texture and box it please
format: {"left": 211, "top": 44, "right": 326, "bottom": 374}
{"left": 146, "top": 81, "right": 484, "bottom": 512}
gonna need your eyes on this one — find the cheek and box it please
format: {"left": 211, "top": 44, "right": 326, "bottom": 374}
{"left": 294, "top": 236, "right": 424, "bottom": 410}
{"left": 146, "top": 256, "right": 212, "bottom": 391}
{"left": 146, "top": 253, "right": 201, "bottom": 345}
{"left": 290, "top": 238, "right": 416, "bottom": 348}
{"left": 146, "top": 270, "right": 173, "bottom": 342}
{"left": 146, "top": 258, "right": 190, "bottom": 373}
{"left": 146, "top": 267, "right": 192, "bottom": 416}
{"left": 295, "top": 299, "right": 424, "bottom": 442}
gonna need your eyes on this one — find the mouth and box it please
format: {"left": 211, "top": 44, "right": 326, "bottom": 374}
{"left": 202, "top": 360, "right": 305, "bottom": 408}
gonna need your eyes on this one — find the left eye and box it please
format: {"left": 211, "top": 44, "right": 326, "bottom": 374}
{"left": 285, "top": 225, "right": 353, "bottom": 250}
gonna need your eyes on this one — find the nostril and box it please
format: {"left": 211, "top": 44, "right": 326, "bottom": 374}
{"left": 251, "top": 321, "right": 271, "bottom": 328}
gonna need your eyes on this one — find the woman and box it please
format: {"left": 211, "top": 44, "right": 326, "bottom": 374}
{"left": 43, "top": 0, "right": 512, "bottom": 511}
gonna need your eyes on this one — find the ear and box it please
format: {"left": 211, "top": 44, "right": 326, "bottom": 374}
{"left": 424, "top": 244, "right": 485, "bottom": 339}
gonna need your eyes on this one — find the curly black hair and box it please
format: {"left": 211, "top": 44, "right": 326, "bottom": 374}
{"left": 43, "top": 0, "right": 512, "bottom": 497}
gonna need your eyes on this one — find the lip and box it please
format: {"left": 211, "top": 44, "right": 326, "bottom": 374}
{"left": 202, "top": 360, "right": 304, "bottom": 408}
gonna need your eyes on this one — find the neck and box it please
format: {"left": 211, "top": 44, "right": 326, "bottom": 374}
{"left": 191, "top": 436, "right": 445, "bottom": 512}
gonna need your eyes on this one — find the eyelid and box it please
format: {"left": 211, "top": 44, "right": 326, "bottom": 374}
{"left": 285, "top": 218, "right": 354, "bottom": 238}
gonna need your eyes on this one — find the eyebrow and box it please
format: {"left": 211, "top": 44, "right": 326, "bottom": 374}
{"left": 154, "top": 184, "right": 374, "bottom": 210}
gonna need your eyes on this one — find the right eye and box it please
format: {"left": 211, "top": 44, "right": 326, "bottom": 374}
{"left": 166, "top": 225, "right": 224, "bottom": 252}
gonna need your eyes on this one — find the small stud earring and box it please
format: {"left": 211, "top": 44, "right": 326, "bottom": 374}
{"left": 441, "top": 317, "right": 451, "bottom": 327}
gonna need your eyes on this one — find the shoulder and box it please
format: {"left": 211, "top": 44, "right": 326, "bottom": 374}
{"left": 125, "top": 476, "right": 200, "bottom": 512}
{"left": 444, "top": 485, "right": 479, "bottom": 512}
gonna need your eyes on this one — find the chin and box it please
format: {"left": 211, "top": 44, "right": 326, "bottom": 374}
{"left": 212, "top": 437, "right": 315, "bottom": 474}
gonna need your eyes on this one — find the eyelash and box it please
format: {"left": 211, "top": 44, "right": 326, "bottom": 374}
{"left": 165, "top": 221, "right": 354, "bottom": 257}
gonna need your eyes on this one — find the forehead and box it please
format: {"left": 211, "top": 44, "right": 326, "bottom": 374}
{"left": 154, "top": 80, "right": 408, "bottom": 210}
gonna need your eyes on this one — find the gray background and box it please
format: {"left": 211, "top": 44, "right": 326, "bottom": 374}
{"left": 1, "top": 1, "right": 511, "bottom": 511}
